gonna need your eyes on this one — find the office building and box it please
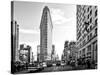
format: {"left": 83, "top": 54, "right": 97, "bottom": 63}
{"left": 40, "top": 6, "right": 53, "bottom": 62}
{"left": 37, "top": 45, "right": 40, "bottom": 62}
{"left": 11, "top": 20, "right": 19, "bottom": 62}
{"left": 76, "top": 5, "right": 97, "bottom": 64}
{"left": 19, "top": 44, "right": 31, "bottom": 63}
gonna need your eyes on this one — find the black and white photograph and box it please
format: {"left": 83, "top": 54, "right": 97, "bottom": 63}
{"left": 11, "top": 1, "right": 98, "bottom": 74}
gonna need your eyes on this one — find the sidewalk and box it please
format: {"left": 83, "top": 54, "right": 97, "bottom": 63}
{"left": 15, "top": 70, "right": 29, "bottom": 74}
{"left": 72, "top": 65, "right": 88, "bottom": 70}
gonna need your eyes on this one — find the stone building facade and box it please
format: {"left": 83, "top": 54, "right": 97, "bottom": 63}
{"left": 40, "top": 6, "right": 53, "bottom": 62}
{"left": 76, "top": 5, "right": 97, "bottom": 63}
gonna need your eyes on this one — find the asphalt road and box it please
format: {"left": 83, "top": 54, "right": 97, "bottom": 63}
{"left": 41, "top": 65, "right": 73, "bottom": 72}
{"left": 15, "top": 65, "right": 93, "bottom": 74}
{"left": 15, "top": 65, "right": 73, "bottom": 74}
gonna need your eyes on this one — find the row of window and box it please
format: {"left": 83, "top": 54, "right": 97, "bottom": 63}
{"left": 88, "top": 28, "right": 97, "bottom": 39}
{"left": 77, "top": 6, "right": 97, "bottom": 41}
{"left": 79, "top": 41, "right": 97, "bottom": 57}
{"left": 77, "top": 18, "right": 97, "bottom": 41}
{"left": 87, "top": 9, "right": 97, "bottom": 21}
{"left": 79, "top": 27, "right": 97, "bottom": 49}
{"left": 41, "top": 44, "right": 47, "bottom": 48}
{"left": 87, "top": 6, "right": 92, "bottom": 12}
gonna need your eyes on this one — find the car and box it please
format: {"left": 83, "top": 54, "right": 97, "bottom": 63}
{"left": 28, "top": 66, "right": 38, "bottom": 72}
{"left": 37, "top": 64, "right": 44, "bottom": 70}
{"left": 61, "top": 63, "right": 66, "bottom": 66}
{"left": 42, "top": 62, "right": 47, "bottom": 68}
{"left": 47, "top": 61, "right": 53, "bottom": 67}
{"left": 56, "top": 63, "right": 61, "bottom": 66}
{"left": 52, "top": 63, "right": 56, "bottom": 66}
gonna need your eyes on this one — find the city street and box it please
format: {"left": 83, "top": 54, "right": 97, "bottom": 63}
{"left": 41, "top": 65, "right": 73, "bottom": 72}
{"left": 15, "top": 64, "right": 96, "bottom": 74}
{"left": 16, "top": 65, "right": 73, "bottom": 74}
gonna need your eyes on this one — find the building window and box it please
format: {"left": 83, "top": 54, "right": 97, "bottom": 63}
{"left": 88, "top": 35, "right": 89, "bottom": 41}
{"left": 90, "top": 17, "right": 92, "bottom": 23}
{"left": 88, "top": 14, "right": 89, "bottom": 19}
{"left": 95, "top": 6, "right": 97, "bottom": 8}
{"left": 90, "top": 6, "right": 92, "bottom": 8}
{"left": 90, "top": 33, "right": 92, "bottom": 39}
{"left": 83, "top": 40, "right": 85, "bottom": 46}
{"left": 80, "top": 43, "right": 81, "bottom": 48}
{"left": 87, "top": 7, "right": 89, "bottom": 12}
{"left": 95, "top": 19, "right": 97, "bottom": 26}
{"left": 96, "top": 43, "right": 97, "bottom": 51}
{"left": 90, "top": 25, "right": 92, "bottom": 31}
{"left": 95, "top": 10, "right": 97, "bottom": 17}
{"left": 90, "top": 10, "right": 92, "bottom": 16}
{"left": 95, "top": 28, "right": 97, "bottom": 36}
{"left": 45, "top": 11, "right": 47, "bottom": 15}
{"left": 82, "top": 48, "right": 85, "bottom": 56}
{"left": 93, "top": 41, "right": 97, "bottom": 61}
{"left": 80, "top": 51, "right": 81, "bottom": 56}
{"left": 88, "top": 45, "right": 91, "bottom": 52}
{"left": 93, "top": 41, "right": 97, "bottom": 51}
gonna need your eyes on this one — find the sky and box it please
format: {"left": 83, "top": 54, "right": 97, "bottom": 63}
{"left": 14, "top": 1, "right": 76, "bottom": 60}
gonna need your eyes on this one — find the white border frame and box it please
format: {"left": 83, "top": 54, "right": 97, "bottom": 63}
{"left": 0, "top": 0, "right": 100, "bottom": 75}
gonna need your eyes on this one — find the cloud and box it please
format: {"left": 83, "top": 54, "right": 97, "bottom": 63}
{"left": 50, "top": 8, "right": 74, "bottom": 25}
{"left": 19, "top": 29, "right": 39, "bottom": 34}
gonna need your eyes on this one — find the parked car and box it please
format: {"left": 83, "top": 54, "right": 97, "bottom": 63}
{"left": 52, "top": 63, "right": 56, "bottom": 66}
{"left": 37, "top": 64, "right": 44, "bottom": 70}
{"left": 61, "top": 62, "right": 66, "bottom": 66}
{"left": 42, "top": 62, "right": 47, "bottom": 68}
{"left": 47, "top": 61, "right": 53, "bottom": 67}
